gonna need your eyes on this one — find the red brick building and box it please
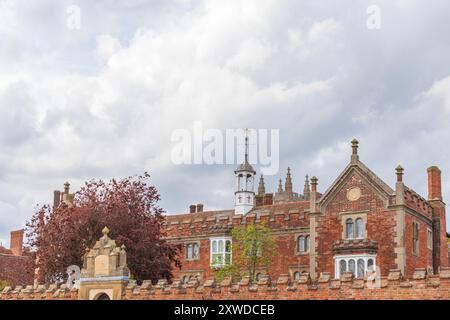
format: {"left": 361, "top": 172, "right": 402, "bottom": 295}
{"left": 165, "top": 139, "right": 449, "bottom": 283}
{"left": 0, "top": 230, "right": 34, "bottom": 287}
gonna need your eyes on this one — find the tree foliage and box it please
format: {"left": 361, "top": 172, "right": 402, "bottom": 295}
{"left": 216, "top": 223, "right": 278, "bottom": 283}
{"left": 26, "top": 173, "right": 180, "bottom": 284}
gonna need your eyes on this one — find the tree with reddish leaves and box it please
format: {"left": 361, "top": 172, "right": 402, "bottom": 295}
{"left": 26, "top": 173, "right": 180, "bottom": 284}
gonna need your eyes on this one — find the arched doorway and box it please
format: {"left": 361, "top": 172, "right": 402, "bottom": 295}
{"left": 95, "top": 293, "right": 111, "bottom": 300}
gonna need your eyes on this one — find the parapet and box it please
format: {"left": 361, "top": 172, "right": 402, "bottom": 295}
{"left": 4, "top": 268, "right": 450, "bottom": 300}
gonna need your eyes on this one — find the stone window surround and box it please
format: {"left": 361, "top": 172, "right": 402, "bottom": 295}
{"left": 184, "top": 241, "right": 200, "bottom": 261}
{"left": 427, "top": 228, "right": 433, "bottom": 250}
{"left": 288, "top": 266, "right": 309, "bottom": 280}
{"left": 180, "top": 270, "right": 204, "bottom": 284}
{"left": 339, "top": 211, "right": 368, "bottom": 240}
{"left": 294, "top": 232, "right": 310, "bottom": 255}
{"left": 412, "top": 220, "right": 420, "bottom": 256}
{"left": 334, "top": 254, "right": 376, "bottom": 279}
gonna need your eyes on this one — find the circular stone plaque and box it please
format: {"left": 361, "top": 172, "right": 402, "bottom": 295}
{"left": 347, "top": 187, "right": 361, "bottom": 201}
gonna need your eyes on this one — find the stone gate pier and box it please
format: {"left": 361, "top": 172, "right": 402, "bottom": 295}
{"left": 78, "top": 227, "right": 130, "bottom": 300}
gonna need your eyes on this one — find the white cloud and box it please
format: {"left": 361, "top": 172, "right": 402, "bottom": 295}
{"left": 1, "top": 0, "right": 450, "bottom": 244}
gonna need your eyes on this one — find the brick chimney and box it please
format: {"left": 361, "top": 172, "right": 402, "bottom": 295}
{"left": 10, "top": 229, "right": 24, "bottom": 256}
{"left": 196, "top": 203, "right": 204, "bottom": 213}
{"left": 427, "top": 166, "right": 442, "bottom": 201}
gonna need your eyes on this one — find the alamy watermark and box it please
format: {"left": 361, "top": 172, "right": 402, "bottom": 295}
{"left": 171, "top": 122, "right": 280, "bottom": 175}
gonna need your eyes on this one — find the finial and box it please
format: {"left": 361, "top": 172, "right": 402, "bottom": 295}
{"left": 277, "top": 178, "right": 283, "bottom": 193}
{"left": 303, "top": 174, "right": 310, "bottom": 199}
{"left": 311, "top": 176, "right": 318, "bottom": 193}
{"left": 244, "top": 128, "right": 250, "bottom": 164}
{"left": 351, "top": 138, "right": 359, "bottom": 163}
{"left": 258, "top": 174, "right": 266, "bottom": 195}
{"left": 351, "top": 138, "right": 359, "bottom": 155}
{"left": 64, "top": 181, "right": 70, "bottom": 193}
{"left": 396, "top": 165, "right": 404, "bottom": 182}
{"left": 102, "top": 226, "right": 110, "bottom": 236}
{"left": 121, "top": 244, "right": 126, "bottom": 250}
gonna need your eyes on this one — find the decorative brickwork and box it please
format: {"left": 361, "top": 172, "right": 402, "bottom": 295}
{"left": 3, "top": 268, "right": 450, "bottom": 300}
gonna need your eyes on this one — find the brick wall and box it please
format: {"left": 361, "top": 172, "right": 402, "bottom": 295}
{"left": 3, "top": 268, "right": 450, "bottom": 300}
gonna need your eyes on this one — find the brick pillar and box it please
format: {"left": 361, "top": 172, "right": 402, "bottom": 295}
{"left": 10, "top": 229, "right": 24, "bottom": 256}
{"left": 428, "top": 166, "right": 442, "bottom": 201}
{"left": 427, "top": 166, "right": 448, "bottom": 272}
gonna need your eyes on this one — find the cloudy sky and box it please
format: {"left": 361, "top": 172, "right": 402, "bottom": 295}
{"left": 1, "top": 0, "right": 450, "bottom": 246}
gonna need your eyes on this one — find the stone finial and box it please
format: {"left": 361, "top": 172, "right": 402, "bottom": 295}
{"left": 351, "top": 138, "right": 359, "bottom": 162}
{"left": 102, "top": 226, "right": 110, "bottom": 236}
{"left": 351, "top": 138, "right": 359, "bottom": 154}
{"left": 277, "top": 179, "right": 283, "bottom": 193}
{"left": 285, "top": 167, "right": 293, "bottom": 194}
{"left": 311, "top": 176, "right": 318, "bottom": 193}
{"left": 64, "top": 181, "right": 70, "bottom": 193}
{"left": 396, "top": 165, "right": 404, "bottom": 182}
{"left": 303, "top": 175, "right": 310, "bottom": 199}
{"left": 258, "top": 174, "right": 265, "bottom": 195}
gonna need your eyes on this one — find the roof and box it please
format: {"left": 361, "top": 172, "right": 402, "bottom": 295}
{"left": 250, "top": 201, "right": 310, "bottom": 214}
{"left": 165, "top": 209, "right": 235, "bottom": 221}
{"left": 319, "top": 159, "right": 394, "bottom": 205}
{"left": 235, "top": 160, "right": 255, "bottom": 173}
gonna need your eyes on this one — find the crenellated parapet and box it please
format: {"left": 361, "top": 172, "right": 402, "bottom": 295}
{"left": 3, "top": 268, "right": 450, "bottom": 300}
{"left": 165, "top": 202, "right": 310, "bottom": 240}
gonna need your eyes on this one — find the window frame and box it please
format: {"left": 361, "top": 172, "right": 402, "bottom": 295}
{"left": 334, "top": 254, "right": 376, "bottom": 279}
{"left": 339, "top": 211, "right": 368, "bottom": 240}
{"left": 210, "top": 237, "right": 232, "bottom": 268}
{"left": 185, "top": 241, "right": 200, "bottom": 261}
{"left": 295, "top": 234, "right": 310, "bottom": 254}
{"left": 412, "top": 221, "right": 420, "bottom": 255}
{"left": 427, "top": 228, "right": 433, "bottom": 250}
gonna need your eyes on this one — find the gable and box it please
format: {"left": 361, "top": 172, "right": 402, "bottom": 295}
{"left": 319, "top": 162, "right": 393, "bottom": 212}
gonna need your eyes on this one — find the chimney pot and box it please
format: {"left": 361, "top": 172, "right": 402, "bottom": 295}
{"left": 196, "top": 203, "right": 204, "bottom": 213}
{"left": 189, "top": 205, "right": 196, "bottom": 213}
{"left": 427, "top": 166, "right": 442, "bottom": 201}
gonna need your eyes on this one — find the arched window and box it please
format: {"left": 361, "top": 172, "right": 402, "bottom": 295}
{"left": 357, "top": 259, "right": 365, "bottom": 278}
{"left": 367, "top": 259, "right": 374, "bottom": 272}
{"left": 348, "top": 259, "right": 356, "bottom": 275}
{"left": 293, "top": 271, "right": 301, "bottom": 281}
{"left": 346, "top": 218, "right": 354, "bottom": 239}
{"left": 339, "top": 260, "right": 347, "bottom": 276}
{"left": 181, "top": 275, "right": 188, "bottom": 284}
{"left": 186, "top": 244, "right": 193, "bottom": 259}
{"left": 355, "top": 218, "right": 364, "bottom": 238}
{"left": 256, "top": 273, "right": 262, "bottom": 281}
{"left": 305, "top": 235, "right": 310, "bottom": 253}
{"left": 193, "top": 243, "right": 199, "bottom": 259}
{"left": 297, "top": 236, "right": 305, "bottom": 252}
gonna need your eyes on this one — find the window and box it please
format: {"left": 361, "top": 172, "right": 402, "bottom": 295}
{"left": 355, "top": 218, "right": 364, "bottom": 238}
{"left": 185, "top": 242, "right": 199, "bottom": 260}
{"left": 210, "top": 237, "right": 232, "bottom": 267}
{"left": 335, "top": 255, "right": 376, "bottom": 278}
{"left": 427, "top": 228, "right": 433, "bottom": 250}
{"left": 256, "top": 273, "right": 262, "bottom": 281}
{"left": 297, "top": 235, "right": 310, "bottom": 253}
{"left": 341, "top": 214, "right": 366, "bottom": 240}
{"left": 357, "top": 259, "right": 365, "bottom": 278}
{"left": 293, "top": 271, "right": 301, "bottom": 281}
{"left": 346, "top": 218, "right": 354, "bottom": 239}
{"left": 412, "top": 221, "right": 419, "bottom": 255}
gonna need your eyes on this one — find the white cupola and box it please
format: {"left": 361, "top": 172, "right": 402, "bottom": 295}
{"left": 234, "top": 133, "right": 255, "bottom": 215}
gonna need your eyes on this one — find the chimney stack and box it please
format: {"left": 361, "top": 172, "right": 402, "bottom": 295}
{"left": 196, "top": 203, "right": 204, "bottom": 213}
{"left": 189, "top": 205, "right": 196, "bottom": 213}
{"left": 53, "top": 190, "right": 61, "bottom": 209}
{"left": 427, "top": 166, "right": 442, "bottom": 201}
{"left": 10, "top": 229, "right": 24, "bottom": 256}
